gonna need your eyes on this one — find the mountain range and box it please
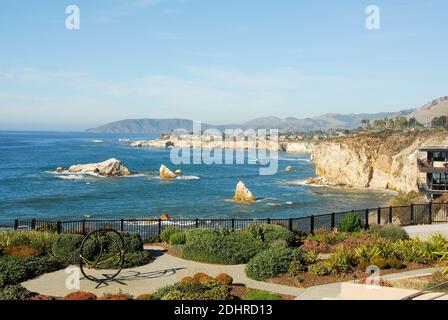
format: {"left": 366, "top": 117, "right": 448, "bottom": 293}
{"left": 86, "top": 96, "right": 448, "bottom": 134}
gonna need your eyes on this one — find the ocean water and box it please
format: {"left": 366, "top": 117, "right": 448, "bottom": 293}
{"left": 0, "top": 131, "right": 393, "bottom": 225}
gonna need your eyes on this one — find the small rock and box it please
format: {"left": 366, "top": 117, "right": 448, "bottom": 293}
{"left": 174, "top": 169, "right": 183, "bottom": 176}
{"left": 233, "top": 181, "right": 256, "bottom": 202}
{"left": 55, "top": 167, "right": 64, "bottom": 173}
{"left": 160, "top": 213, "right": 170, "bottom": 221}
{"left": 159, "top": 164, "right": 177, "bottom": 179}
{"left": 284, "top": 165, "right": 294, "bottom": 172}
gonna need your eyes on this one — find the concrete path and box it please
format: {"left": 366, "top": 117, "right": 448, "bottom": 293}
{"left": 404, "top": 224, "right": 448, "bottom": 240}
{"left": 22, "top": 246, "right": 304, "bottom": 298}
{"left": 294, "top": 267, "right": 441, "bottom": 300}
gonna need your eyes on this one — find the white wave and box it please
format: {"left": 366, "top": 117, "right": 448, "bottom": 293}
{"left": 56, "top": 174, "right": 85, "bottom": 180}
{"left": 91, "top": 140, "right": 105, "bottom": 143}
{"left": 286, "top": 201, "right": 293, "bottom": 205}
{"left": 278, "top": 157, "right": 310, "bottom": 162}
{"left": 176, "top": 175, "right": 200, "bottom": 180}
{"left": 118, "top": 138, "right": 130, "bottom": 142}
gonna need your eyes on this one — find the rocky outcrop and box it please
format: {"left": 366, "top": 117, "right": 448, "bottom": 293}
{"left": 233, "top": 181, "right": 256, "bottom": 202}
{"left": 284, "top": 141, "right": 314, "bottom": 153}
{"left": 159, "top": 164, "right": 177, "bottom": 179}
{"left": 66, "top": 158, "right": 132, "bottom": 176}
{"left": 160, "top": 213, "right": 170, "bottom": 221}
{"left": 284, "top": 165, "right": 294, "bottom": 172}
{"left": 309, "top": 131, "right": 448, "bottom": 193}
{"left": 174, "top": 169, "right": 183, "bottom": 176}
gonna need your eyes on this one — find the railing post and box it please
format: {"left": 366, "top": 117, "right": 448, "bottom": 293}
{"left": 267, "top": 218, "right": 271, "bottom": 225}
{"left": 411, "top": 204, "right": 415, "bottom": 225}
{"left": 331, "top": 212, "right": 335, "bottom": 230}
{"left": 56, "top": 221, "right": 61, "bottom": 234}
{"left": 288, "top": 218, "right": 293, "bottom": 231}
{"left": 14, "top": 219, "right": 18, "bottom": 231}
{"left": 120, "top": 219, "right": 124, "bottom": 232}
{"left": 364, "top": 209, "right": 369, "bottom": 230}
{"left": 377, "top": 207, "right": 381, "bottom": 225}
{"left": 428, "top": 202, "right": 432, "bottom": 225}
{"left": 389, "top": 206, "right": 393, "bottom": 224}
{"left": 310, "top": 215, "right": 315, "bottom": 235}
{"left": 158, "top": 219, "right": 162, "bottom": 237}
{"left": 31, "top": 218, "right": 36, "bottom": 230}
{"left": 195, "top": 218, "right": 199, "bottom": 228}
{"left": 231, "top": 218, "right": 235, "bottom": 229}
{"left": 82, "top": 219, "right": 86, "bottom": 235}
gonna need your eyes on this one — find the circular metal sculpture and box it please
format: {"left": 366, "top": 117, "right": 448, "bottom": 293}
{"left": 79, "top": 228, "right": 126, "bottom": 288}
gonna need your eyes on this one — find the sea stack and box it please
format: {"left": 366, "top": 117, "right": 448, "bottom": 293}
{"left": 233, "top": 181, "right": 256, "bottom": 202}
{"left": 66, "top": 158, "right": 132, "bottom": 176}
{"left": 159, "top": 164, "right": 177, "bottom": 179}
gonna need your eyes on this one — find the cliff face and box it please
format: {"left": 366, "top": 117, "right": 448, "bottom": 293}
{"left": 310, "top": 131, "right": 448, "bottom": 193}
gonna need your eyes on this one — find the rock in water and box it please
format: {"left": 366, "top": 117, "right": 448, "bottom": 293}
{"left": 160, "top": 213, "right": 170, "bottom": 221}
{"left": 174, "top": 169, "right": 183, "bottom": 176}
{"left": 55, "top": 167, "right": 64, "bottom": 173}
{"left": 284, "top": 165, "right": 294, "bottom": 172}
{"left": 67, "top": 158, "right": 132, "bottom": 176}
{"left": 233, "top": 181, "right": 256, "bottom": 202}
{"left": 159, "top": 164, "right": 177, "bottom": 179}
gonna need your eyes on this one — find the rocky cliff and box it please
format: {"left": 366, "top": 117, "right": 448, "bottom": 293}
{"left": 308, "top": 131, "right": 448, "bottom": 193}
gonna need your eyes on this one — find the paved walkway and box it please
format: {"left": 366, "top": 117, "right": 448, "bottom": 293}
{"left": 294, "top": 267, "right": 441, "bottom": 300}
{"left": 404, "top": 224, "right": 448, "bottom": 240}
{"left": 22, "top": 246, "right": 304, "bottom": 298}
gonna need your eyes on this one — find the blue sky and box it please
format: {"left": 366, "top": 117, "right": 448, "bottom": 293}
{"left": 0, "top": 0, "right": 447, "bottom": 131}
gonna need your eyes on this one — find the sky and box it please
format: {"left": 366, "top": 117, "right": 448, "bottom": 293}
{"left": 0, "top": 0, "right": 447, "bottom": 131}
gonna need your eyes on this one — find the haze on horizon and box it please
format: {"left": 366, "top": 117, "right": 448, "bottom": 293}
{"left": 0, "top": 0, "right": 447, "bottom": 131}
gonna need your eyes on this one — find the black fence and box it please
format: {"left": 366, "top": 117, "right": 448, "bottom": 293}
{"left": 12, "top": 202, "right": 448, "bottom": 242}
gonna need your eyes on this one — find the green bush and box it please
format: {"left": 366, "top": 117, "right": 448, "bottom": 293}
{"left": 0, "top": 231, "right": 55, "bottom": 254}
{"left": 241, "top": 288, "right": 281, "bottom": 300}
{"left": 52, "top": 232, "right": 146, "bottom": 265}
{"left": 245, "top": 224, "right": 295, "bottom": 246}
{"left": 153, "top": 280, "right": 232, "bottom": 300}
{"left": 245, "top": 246, "right": 303, "bottom": 281}
{"left": 161, "top": 227, "right": 181, "bottom": 243}
{"left": 392, "top": 239, "right": 432, "bottom": 264}
{"left": 182, "top": 229, "right": 266, "bottom": 265}
{"left": 369, "top": 224, "right": 409, "bottom": 241}
{"left": 169, "top": 232, "right": 186, "bottom": 245}
{"left": 51, "top": 234, "right": 84, "bottom": 265}
{"left": 288, "top": 260, "right": 306, "bottom": 276}
{"left": 339, "top": 212, "right": 362, "bottom": 233}
{"left": 0, "top": 285, "right": 35, "bottom": 300}
{"left": 309, "top": 247, "right": 357, "bottom": 276}
{"left": 0, "top": 255, "right": 65, "bottom": 288}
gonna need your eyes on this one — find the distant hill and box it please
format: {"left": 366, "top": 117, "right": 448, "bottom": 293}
{"left": 86, "top": 97, "right": 448, "bottom": 133}
{"left": 407, "top": 96, "right": 448, "bottom": 126}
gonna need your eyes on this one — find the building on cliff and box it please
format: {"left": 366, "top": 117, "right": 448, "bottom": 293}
{"left": 418, "top": 146, "right": 448, "bottom": 199}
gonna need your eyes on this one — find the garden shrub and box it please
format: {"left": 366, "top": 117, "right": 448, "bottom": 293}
{"left": 309, "top": 247, "right": 357, "bottom": 276}
{"left": 392, "top": 239, "right": 432, "bottom": 264}
{"left": 241, "top": 288, "right": 281, "bottom": 300}
{"left": 193, "top": 272, "right": 214, "bottom": 282}
{"left": 0, "top": 255, "right": 65, "bottom": 287}
{"left": 136, "top": 294, "right": 155, "bottom": 300}
{"left": 339, "top": 212, "right": 362, "bottom": 233}
{"left": 371, "top": 257, "right": 391, "bottom": 269}
{"left": 245, "top": 246, "right": 304, "bottom": 281}
{"left": 169, "top": 232, "right": 186, "bottom": 245}
{"left": 0, "top": 231, "right": 55, "bottom": 254}
{"left": 369, "top": 224, "right": 409, "bottom": 241}
{"left": 0, "top": 285, "right": 35, "bottom": 300}
{"left": 161, "top": 227, "right": 181, "bottom": 243}
{"left": 354, "top": 245, "right": 382, "bottom": 263}
{"left": 64, "top": 291, "right": 97, "bottom": 300}
{"left": 51, "top": 234, "right": 84, "bottom": 265}
{"left": 288, "top": 260, "right": 306, "bottom": 276}
{"left": 425, "top": 234, "right": 448, "bottom": 262}
{"left": 245, "top": 224, "right": 295, "bottom": 245}
{"left": 215, "top": 273, "right": 233, "bottom": 285}
{"left": 153, "top": 280, "right": 232, "bottom": 300}
{"left": 182, "top": 229, "right": 266, "bottom": 265}
{"left": 179, "top": 276, "right": 194, "bottom": 284}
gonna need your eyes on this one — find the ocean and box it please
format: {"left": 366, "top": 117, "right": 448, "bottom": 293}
{"left": 0, "top": 131, "right": 392, "bottom": 225}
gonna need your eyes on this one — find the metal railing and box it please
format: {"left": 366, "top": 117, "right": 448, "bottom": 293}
{"left": 401, "top": 279, "right": 448, "bottom": 300}
{"left": 12, "top": 202, "right": 448, "bottom": 242}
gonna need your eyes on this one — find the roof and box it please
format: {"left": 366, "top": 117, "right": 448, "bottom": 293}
{"left": 419, "top": 146, "right": 448, "bottom": 152}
